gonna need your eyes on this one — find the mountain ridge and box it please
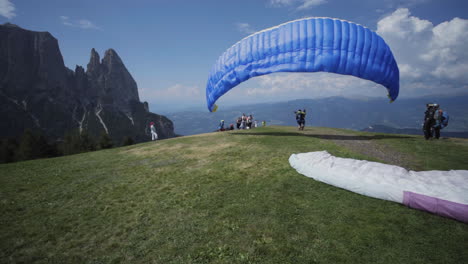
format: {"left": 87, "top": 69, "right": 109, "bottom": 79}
{"left": 0, "top": 23, "right": 175, "bottom": 143}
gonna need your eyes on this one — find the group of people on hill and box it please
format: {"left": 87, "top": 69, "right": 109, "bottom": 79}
{"left": 235, "top": 114, "right": 257, "bottom": 130}
{"left": 215, "top": 113, "right": 269, "bottom": 132}
{"left": 423, "top": 103, "right": 449, "bottom": 140}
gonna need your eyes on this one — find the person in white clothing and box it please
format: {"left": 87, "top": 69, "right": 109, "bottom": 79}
{"left": 150, "top": 122, "right": 158, "bottom": 141}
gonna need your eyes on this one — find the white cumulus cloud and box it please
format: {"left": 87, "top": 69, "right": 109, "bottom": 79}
{"left": 0, "top": 0, "right": 15, "bottom": 19}
{"left": 247, "top": 72, "right": 382, "bottom": 99}
{"left": 377, "top": 8, "right": 468, "bottom": 94}
{"left": 377, "top": 8, "right": 432, "bottom": 39}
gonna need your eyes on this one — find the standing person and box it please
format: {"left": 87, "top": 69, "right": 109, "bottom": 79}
{"left": 262, "top": 120, "right": 266, "bottom": 127}
{"left": 236, "top": 117, "right": 241, "bottom": 129}
{"left": 150, "top": 122, "right": 158, "bottom": 141}
{"left": 423, "top": 103, "right": 438, "bottom": 140}
{"left": 294, "top": 109, "right": 302, "bottom": 130}
{"left": 433, "top": 108, "right": 449, "bottom": 139}
{"left": 218, "top": 120, "right": 225, "bottom": 131}
{"left": 240, "top": 115, "right": 246, "bottom": 129}
{"left": 294, "top": 109, "right": 306, "bottom": 130}
{"left": 246, "top": 115, "right": 252, "bottom": 129}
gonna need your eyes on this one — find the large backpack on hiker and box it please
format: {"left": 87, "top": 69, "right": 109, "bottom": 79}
{"left": 441, "top": 111, "right": 449, "bottom": 128}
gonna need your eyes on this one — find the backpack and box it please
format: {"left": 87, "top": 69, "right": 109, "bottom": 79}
{"left": 442, "top": 112, "right": 449, "bottom": 127}
{"left": 295, "top": 111, "right": 302, "bottom": 121}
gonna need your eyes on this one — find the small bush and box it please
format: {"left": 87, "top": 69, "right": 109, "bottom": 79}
{"left": 99, "top": 131, "right": 113, "bottom": 149}
{"left": 122, "top": 136, "right": 134, "bottom": 146}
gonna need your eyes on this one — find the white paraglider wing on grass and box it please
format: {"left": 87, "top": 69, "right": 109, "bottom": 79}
{"left": 289, "top": 151, "right": 468, "bottom": 223}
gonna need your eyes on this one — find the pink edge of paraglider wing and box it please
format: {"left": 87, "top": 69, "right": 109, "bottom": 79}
{"left": 403, "top": 191, "right": 468, "bottom": 223}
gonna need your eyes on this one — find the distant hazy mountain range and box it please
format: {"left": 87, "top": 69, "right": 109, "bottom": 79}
{"left": 167, "top": 95, "right": 468, "bottom": 137}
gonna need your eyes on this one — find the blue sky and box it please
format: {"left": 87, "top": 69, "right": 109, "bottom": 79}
{"left": 1, "top": 0, "right": 467, "bottom": 112}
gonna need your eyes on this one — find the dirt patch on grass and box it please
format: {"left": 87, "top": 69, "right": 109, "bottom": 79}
{"left": 335, "top": 138, "right": 414, "bottom": 168}
{"left": 303, "top": 127, "right": 416, "bottom": 168}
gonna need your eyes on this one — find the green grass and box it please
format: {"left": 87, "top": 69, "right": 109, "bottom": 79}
{"left": 1, "top": 126, "right": 467, "bottom": 263}
{"left": 375, "top": 132, "right": 468, "bottom": 171}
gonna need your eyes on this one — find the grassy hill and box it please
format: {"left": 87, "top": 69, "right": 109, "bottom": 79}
{"left": 1, "top": 126, "right": 468, "bottom": 263}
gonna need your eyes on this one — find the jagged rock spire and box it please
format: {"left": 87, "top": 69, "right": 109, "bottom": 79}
{"left": 100, "top": 48, "right": 140, "bottom": 105}
{"left": 83, "top": 48, "right": 140, "bottom": 110}
{"left": 102, "top": 48, "right": 123, "bottom": 66}
{"left": 86, "top": 48, "right": 101, "bottom": 76}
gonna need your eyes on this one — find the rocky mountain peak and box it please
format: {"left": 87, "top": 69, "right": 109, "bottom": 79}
{"left": 102, "top": 49, "right": 124, "bottom": 68}
{"left": 0, "top": 23, "right": 67, "bottom": 96}
{"left": 90, "top": 48, "right": 100, "bottom": 62}
{"left": 104, "top": 48, "right": 118, "bottom": 57}
{"left": 86, "top": 48, "right": 101, "bottom": 76}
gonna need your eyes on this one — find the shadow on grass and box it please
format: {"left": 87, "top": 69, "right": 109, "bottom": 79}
{"left": 230, "top": 131, "right": 413, "bottom": 141}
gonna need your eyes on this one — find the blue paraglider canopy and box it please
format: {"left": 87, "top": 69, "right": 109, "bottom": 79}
{"left": 206, "top": 17, "right": 400, "bottom": 112}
